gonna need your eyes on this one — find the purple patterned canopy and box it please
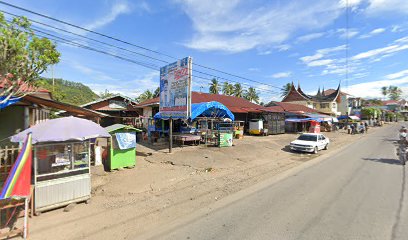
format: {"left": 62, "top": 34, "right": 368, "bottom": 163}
{"left": 11, "top": 116, "right": 110, "bottom": 144}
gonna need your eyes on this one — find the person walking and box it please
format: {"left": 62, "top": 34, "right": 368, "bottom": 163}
{"left": 364, "top": 122, "right": 369, "bottom": 133}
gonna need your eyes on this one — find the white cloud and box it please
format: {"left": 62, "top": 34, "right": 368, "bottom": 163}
{"left": 299, "top": 45, "right": 347, "bottom": 66}
{"left": 271, "top": 72, "right": 292, "bottom": 78}
{"left": 366, "top": 0, "right": 408, "bottom": 15}
{"left": 296, "top": 32, "right": 325, "bottom": 43}
{"left": 308, "top": 59, "right": 334, "bottom": 67}
{"left": 346, "top": 77, "right": 408, "bottom": 99}
{"left": 339, "top": 0, "right": 365, "bottom": 10}
{"left": 69, "top": 61, "right": 118, "bottom": 81}
{"left": 85, "top": 1, "right": 132, "bottom": 30}
{"left": 176, "top": 0, "right": 347, "bottom": 53}
{"left": 86, "top": 71, "right": 159, "bottom": 98}
{"left": 336, "top": 28, "right": 359, "bottom": 39}
{"left": 359, "top": 28, "right": 386, "bottom": 39}
{"left": 385, "top": 69, "right": 408, "bottom": 79}
{"left": 351, "top": 42, "right": 408, "bottom": 60}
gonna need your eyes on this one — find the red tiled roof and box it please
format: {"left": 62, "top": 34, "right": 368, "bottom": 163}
{"left": 136, "top": 91, "right": 262, "bottom": 113}
{"left": 0, "top": 77, "right": 50, "bottom": 93}
{"left": 383, "top": 100, "right": 399, "bottom": 105}
{"left": 323, "top": 89, "right": 348, "bottom": 96}
{"left": 264, "top": 102, "right": 319, "bottom": 114}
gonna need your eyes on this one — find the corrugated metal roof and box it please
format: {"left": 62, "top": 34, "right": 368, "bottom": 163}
{"left": 136, "top": 92, "right": 262, "bottom": 113}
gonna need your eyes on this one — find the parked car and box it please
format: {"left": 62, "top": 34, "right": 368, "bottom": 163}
{"left": 290, "top": 133, "right": 330, "bottom": 154}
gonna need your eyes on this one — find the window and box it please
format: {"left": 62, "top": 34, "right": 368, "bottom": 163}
{"left": 320, "top": 103, "right": 329, "bottom": 108}
{"left": 73, "top": 142, "right": 89, "bottom": 169}
{"left": 35, "top": 142, "right": 89, "bottom": 176}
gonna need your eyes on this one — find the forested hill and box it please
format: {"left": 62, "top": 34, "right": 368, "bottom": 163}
{"left": 35, "top": 78, "right": 99, "bottom": 106}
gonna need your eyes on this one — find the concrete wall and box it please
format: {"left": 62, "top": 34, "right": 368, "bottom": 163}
{"left": 0, "top": 106, "right": 25, "bottom": 143}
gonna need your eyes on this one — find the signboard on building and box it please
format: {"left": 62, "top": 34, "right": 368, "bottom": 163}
{"left": 159, "top": 57, "right": 192, "bottom": 119}
{"left": 219, "top": 132, "right": 233, "bottom": 147}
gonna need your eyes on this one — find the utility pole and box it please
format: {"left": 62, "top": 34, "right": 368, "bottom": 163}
{"left": 52, "top": 65, "right": 55, "bottom": 93}
{"left": 169, "top": 118, "right": 173, "bottom": 153}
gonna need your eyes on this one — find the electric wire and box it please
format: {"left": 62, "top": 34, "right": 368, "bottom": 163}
{"left": 0, "top": 2, "right": 284, "bottom": 91}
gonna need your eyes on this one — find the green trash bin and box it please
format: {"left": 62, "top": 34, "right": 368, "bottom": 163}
{"left": 105, "top": 124, "right": 142, "bottom": 171}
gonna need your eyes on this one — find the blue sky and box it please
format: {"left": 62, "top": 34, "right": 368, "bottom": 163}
{"left": 2, "top": 0, "right": 408, "bottom": 102}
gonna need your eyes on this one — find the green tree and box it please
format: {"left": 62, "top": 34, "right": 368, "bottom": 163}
{"left": 0, "top": 13, "right": 60, "bottom": 103}
{"left": 244, "top": 87, "right": 260, "bottom": 103}
{"left": 99, "top": 89, "right": 114, "bottom": 99}
{"left": 136, "top": 89, "right": 154, "bottom": 103}
{"left": 209, "top": 78, "right": 220, "bottom": 94}
{"left": 381, "top": 86, "right": 388, "bottom": 100}
{"left": 233, "top": 83, "right": 244, "bottom": 97}
{"left": 222, "top": 82, "right": 234, "bottom": 96}
{"left": 388, "top": 85, "right": 402, "bottom": 100}
{"left": 281, "top": 83, "right": 292, "bottom": 98}
{"left": 35, "top": 78, "right": 99, "bottom": 105}
{"left": 153, "top": 87, "right": 160, "bottom": 98}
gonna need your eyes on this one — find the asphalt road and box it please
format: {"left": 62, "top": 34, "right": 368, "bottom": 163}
{"left": 148, "top": 124, "right": 408, "bottom": 240}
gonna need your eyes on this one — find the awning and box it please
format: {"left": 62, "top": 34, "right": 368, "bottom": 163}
{"left": 349, "top": 116, "right": 360, "bottom": 120}
{"left": 11, "top": 116, "right": 110, "bottom": 144}
{"left": 338, "top": 115, "right": 360, "bottom": 120}
{"left": 0, "top": 96, "right": 22, "bottom": 110}
{"left": 285, "top": 118, "right": 323, "bottom": 123}
{"left": 154, "top": 101, "right": 235, "bottom": 121}
{"left": 304, "top": 113, "right": 338, "bottom": 123}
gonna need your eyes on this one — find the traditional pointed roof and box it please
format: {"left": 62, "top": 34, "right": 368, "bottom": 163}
{"left": 282, "top": 82, "right": 341, "bottom": 103}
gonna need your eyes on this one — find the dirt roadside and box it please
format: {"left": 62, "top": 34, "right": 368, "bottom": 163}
{"left": 29, "top": 124, "right": 391, "bottom": 240}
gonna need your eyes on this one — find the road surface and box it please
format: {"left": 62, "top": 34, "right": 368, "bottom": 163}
{"left": 146, "top": 124, "right": 408, "bottom": 240}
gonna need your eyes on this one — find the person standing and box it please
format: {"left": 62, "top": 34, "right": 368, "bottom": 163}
{"left": 364, "top": 122, "right": 369, "bottom": 133}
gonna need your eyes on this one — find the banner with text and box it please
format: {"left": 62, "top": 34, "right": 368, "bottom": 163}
{"left": 159, "top": 57, "right": 192, "bottom": 119}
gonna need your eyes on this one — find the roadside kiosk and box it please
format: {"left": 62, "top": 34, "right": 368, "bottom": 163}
{"left": 11, "top": 117, "right": 110, "bottom": 215}
{"left": 105, "top": 124, "right": 141, "bottom": 171}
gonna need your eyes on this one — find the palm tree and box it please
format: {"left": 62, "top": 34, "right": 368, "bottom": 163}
{"left": 281, "top": 83, "right": 292, "bottom": 98}
{"left": 388, "top": 85, "right": 402, "bottom": 100}
{"left": 136, "top": 89, "right": 154, "bottom": 103}
{"left": 209, "top": 78, "right": 220, "bottom": 94}
{"left": 381, "top": 86, "right": 388, "bottom": 100}
{"left": 233, "top": 83, "right": 244, "bottom": 97}
{"left": 222, "top": 82, "right": 234, "bottom": 95}
{"left": 244, "top": 87, "right": 260, "bottom": 103}
{"left": 153, "top": 87, "right": 160, "bottom": 98}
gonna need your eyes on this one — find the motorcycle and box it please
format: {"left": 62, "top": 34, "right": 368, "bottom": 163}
{"left": 397, "top": 145, "right": 407, "bottom": 165}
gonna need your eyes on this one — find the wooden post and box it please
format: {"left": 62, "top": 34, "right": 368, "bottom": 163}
{"left": 23, "top": 197, "right": 28, "bottom": 239}
{"left": 169, "top": 118, "right": 173, "bottom": 153}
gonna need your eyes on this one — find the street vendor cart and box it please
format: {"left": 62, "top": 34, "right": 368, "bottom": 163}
{"left": 105, "top": 124, "right": 141, "bottom": 171}
{"left": 11, "top": 117, "right": 110, "bottom": 215}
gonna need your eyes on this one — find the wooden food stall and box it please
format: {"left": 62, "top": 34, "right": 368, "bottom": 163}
{"left": 11, "top": 117, "right": 110, "bottom": 215}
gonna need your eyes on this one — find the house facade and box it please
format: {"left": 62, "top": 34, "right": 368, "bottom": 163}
{"left": 281, "top": 83, "right": 362, "bottom": 116}
{"left": 281, "top": 83, "right": 342, "bottom": 116}
{"left": 69, "top": 94, "right": 142, "bottom": 127}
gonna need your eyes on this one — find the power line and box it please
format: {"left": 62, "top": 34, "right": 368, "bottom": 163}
{"left": 25, "top": 26, "right": 280, "bottom": 95}
{"left": 0, "top": 2, "right": 284, "bottom": 91}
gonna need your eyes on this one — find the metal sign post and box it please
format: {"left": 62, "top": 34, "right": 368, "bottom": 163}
{"left": 158, "top": 57, "right": 192, "bottom": 153}
{"left": 169, "top": 118, "right": 173, "bottom": 153}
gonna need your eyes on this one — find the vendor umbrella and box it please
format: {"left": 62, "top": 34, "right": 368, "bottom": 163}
{"left": 11, "top": 116, "right": 110, "bottom": 144}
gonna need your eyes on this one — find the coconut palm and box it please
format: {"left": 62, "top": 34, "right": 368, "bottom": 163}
{"left": 244, "top": 87, "right": 260, "bottom": 103}
{"left": 209, "top": 78, "right": 220, "bottom": 94}
{"left": 233, "top": 83, "right": 244, "bottom": 97}
{"left": 281, "top": 83, "right": 292, "bottom": 98}
{"left": 136, "top": 89, "right": 154, "bottom": 103}
{"left": 222, "top": 82, "right": 234, "bottom": 95}
{"left": 153, "top": 87, "right": 160, "bottom": 98}
{"left": 381, "top": 86, "right": 388, "bottom": 100}
{"left": 388, "top": 85, "right": 402, "bottom": 100}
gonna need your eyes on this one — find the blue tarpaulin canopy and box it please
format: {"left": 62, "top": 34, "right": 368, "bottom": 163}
{"left": 285, "top": 118, "right": 323, "bottom": 123}
{"left": 154, "top": 101, "right": 235, "bottom": 121}
{"left": 0, "top": 96, "right": 22, "bottom": 110}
